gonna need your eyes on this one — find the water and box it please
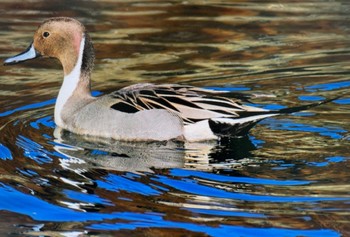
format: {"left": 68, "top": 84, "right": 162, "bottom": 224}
{"left": 0, "top": 0, "right": 350, "bottom": 236}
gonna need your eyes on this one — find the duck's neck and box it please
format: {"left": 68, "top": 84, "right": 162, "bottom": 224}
{"left": 54, "top": 34, "right": 95, "bottom": 127}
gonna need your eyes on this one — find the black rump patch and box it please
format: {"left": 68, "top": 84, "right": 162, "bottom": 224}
{"left": 208, "top": 119, "right": 258, "bottom": 137}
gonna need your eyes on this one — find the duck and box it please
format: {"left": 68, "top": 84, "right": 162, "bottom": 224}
{"left": 3, "top": 17, "right": 338, "bottom": 142}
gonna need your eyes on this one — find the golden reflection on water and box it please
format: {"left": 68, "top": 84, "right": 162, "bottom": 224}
{"left": 0, "top": 0, "right": 350, "bottom": 236}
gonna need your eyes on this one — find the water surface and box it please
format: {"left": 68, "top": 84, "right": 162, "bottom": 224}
{"left": 0, "top": 1, "right": 349, "bottom": 236}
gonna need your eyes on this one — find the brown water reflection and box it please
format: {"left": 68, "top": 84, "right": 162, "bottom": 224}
{"left": 0, "top": 0, "right": 350, "bottom": 236}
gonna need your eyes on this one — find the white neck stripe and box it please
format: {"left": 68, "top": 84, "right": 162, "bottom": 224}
{"left": 54, "top": 35, "right": 85, "bottom": 127}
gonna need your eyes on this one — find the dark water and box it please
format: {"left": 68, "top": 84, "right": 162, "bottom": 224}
{"left": 0, "top": 1, "right": 350, "bottom": 236}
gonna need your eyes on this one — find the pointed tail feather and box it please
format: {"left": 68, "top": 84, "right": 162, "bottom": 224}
{"left": 209, "top": 94, "right": 344, "bottom": 137}
{"left": 276, "top": 95, "right": 343, "bottom": 114}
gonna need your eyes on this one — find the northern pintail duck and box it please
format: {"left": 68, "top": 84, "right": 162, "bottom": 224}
{"left": 3, "top": 17, "right": 337, "bottom": 142}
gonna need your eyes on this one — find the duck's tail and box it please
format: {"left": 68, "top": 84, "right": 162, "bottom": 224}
{"left": 208, "top": 94, "right": 344, "bottom": 137}
{"left": 274, "top": 95, "right": 343, "bottom": 114}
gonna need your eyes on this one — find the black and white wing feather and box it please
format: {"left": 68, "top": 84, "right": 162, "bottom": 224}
{"left": 109, "top": 83, "right": 265, "bottom": 125}
{"left": 108, "top": 83, "right": 339, "bottom": 137}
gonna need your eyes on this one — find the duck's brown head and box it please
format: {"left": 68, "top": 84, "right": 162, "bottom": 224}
{"left": 4, "top": 17, "right": 94, "bottom": 77}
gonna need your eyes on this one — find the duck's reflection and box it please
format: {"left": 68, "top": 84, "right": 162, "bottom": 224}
{"left": 53, "top": 127, "right": 256, "bottom": 173}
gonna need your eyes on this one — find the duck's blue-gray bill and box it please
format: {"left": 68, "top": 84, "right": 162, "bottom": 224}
{"left": 3, "top": 43, "right": 40, "bottom": 65}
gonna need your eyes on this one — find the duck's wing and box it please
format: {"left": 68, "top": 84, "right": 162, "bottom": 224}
{"left": 107, "top": 83, "right": 341, "bottom": 138}
{"left": 108, "top": 83, "right": 267, "bottom": 125}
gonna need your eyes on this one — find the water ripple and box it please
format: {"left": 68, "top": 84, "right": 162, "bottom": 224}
{"left": 0, "top": 0, "right": 349, "bottom": 236}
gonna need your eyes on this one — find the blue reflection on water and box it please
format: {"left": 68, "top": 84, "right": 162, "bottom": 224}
{"left": 249, "top": 135, "right": 265, "bottom": 147}
{"left": 0, "top": 183, "right": 119, "bottom": 222}
{"left": 0, "top": 182, "right": 342, "bottom": 237}
{"left": 0, "top": 144, "right": 12, "bottom": 160}
{"left": 96, "top": 173, "right": 161, "bottom": 195}
{"left": 64, "top": 190, "right": 113, "bottom": 206}
{"left": 305, "top": 80, "right": 350, "bottom": 91}
{"left": 260, "top": 118, "right": 346, "bottom": 139}
{"left": 260, "top": 103, "right": 285, "bottom": 110}
{"left": 16, "top": 135, "right": 53, "bottom": 164}
{"left": 0, "top": 91, "right": 102, "bottom": 117}
{"left": 334, "top": 98, "right": 350, "bottom": 104}
{"left": 272, "top": 156, "right": 348, "bottom": 170}
{"left": 298, "top": 95, "right": 325, "bottom": 101}
{"left": 30, "top": 116, "right": 55, "bottom": 129}
{"left": 17, "top": 168, "right": 38, "bottom": 177}
{"left": 152, "top": 175, "right": 345, "bottom": 203}
{"left": 170, "top": 168, "right": 312, "bottom": 186}
{"left": 307, "top": 156, "right": 348, "bottom": 167}
{"left": 247, "top": 102, "right": 287, "bottom": 111}
{"left": 89, "top": 214, "right": 339, "bottom": 237}
{"left": 0, "top": 99, "right": 56, "bottom": 117}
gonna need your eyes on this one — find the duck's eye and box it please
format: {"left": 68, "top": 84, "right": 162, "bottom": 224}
{"left": 43, "top": 32, "right": 50, "bottom": 38}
